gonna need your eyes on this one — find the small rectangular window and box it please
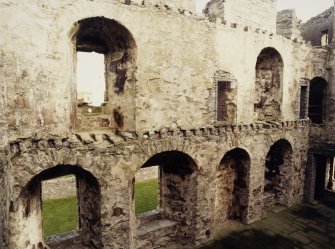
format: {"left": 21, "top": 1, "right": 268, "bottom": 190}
{"left": 217, "top": 81, "right": 231, "bottom": 121}
{"left": 299, "top": 86, "right": 308, "bottom": 119}
{"left": 321, "top": 30, "right": 328, "bottom": 46}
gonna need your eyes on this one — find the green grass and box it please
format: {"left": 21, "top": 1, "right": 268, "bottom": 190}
{"left": 42, "top": 196, "right": 78, "bottom": 237}
{"left": 135, "top": 178, "right": 158, "bottom": 215}
{"left": 42, "top": 178, "right": 158, "bottom": 236}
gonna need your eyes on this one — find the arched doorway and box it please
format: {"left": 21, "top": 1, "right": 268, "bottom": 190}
{"left": 135, "top": 151, "right": 198, "bottom": 247}
{"left": 264, "top": 139, "right": 293, "bottom": 210}
{"left": 254, "top": 47, "right": 284, "bottom": 121}
{"left": 215, "top": 148, "right": 250, "bottom": 224}
{"left": 11, "top": 165, "right": 101, "bottom": 248}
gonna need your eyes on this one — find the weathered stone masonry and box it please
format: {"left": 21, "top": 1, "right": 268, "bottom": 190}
{"left": 0, "top": 0, "right": 332, "bottom": 248}
{"left": 5, "top": 121, "right": 309, "bottom": 249}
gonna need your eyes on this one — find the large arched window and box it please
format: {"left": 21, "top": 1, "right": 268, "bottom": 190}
{"left": 308, "top": 77, "right": 327, "bottom": 124}
{"left": 254, "top": 47, "right": 283, "bottom": 122}
{"left": 71, "top": 17, "right": 137, "bottom": 131}
{"left": 12, "top": 165, "right": 101, "bottom": 249}
{"left": 215, "top": 148, "right": 250, "bottom": 224}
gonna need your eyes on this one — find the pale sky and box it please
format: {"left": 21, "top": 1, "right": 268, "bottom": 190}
{"left": 196, "top": 0, "right": 334, "bottom": 22}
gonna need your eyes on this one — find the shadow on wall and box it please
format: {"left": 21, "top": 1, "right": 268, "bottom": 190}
{"left": 199, "top": 229, "right": 304, "bottom": 249}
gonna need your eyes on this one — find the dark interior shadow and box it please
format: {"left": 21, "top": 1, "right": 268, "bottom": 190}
{"left": 199, "top": 229, "right": 304, "bottom": 249}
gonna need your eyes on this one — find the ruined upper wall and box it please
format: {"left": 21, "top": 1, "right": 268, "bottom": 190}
{"left": 276, "top": 9, "right": 302, "bottom": 41}
{"left": 0, "top": 0, "right": 313, "bottom": 140}
{"left": 204, "top": 0, "right": 277, "bottom": 32}
{"left": 130, "top": 0, "right": 196, "bottom": 12}
{"left": 300, "top": 7, "right": 334, "bottom": 46}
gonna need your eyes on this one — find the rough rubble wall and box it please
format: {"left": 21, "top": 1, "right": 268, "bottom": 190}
{"left": 77, "top": 175, "right": 102, "bottom": 248}
{"left": 0, "top": 0, "right": 312, "bottom": 139}
{"left": 205, "top": 0, "right": 277, "bottom": 32}
{"left": 307, "top": 48, "right": 330, "bottom": 147}
{"left": 161, "top": 168, "right": 198, "bottom": 245}
{"left": 0, "top": 0, "right": 321, "bottom": 248}
{"left": 42, "top": 176, "right": 76, "bottom": 200}
{"left": 0, "top": 157, "right": 7, "bottom": 249}
{"left": 276, "top": 9, "right": 302, "bottom": 41}
{"left": 300, "top": 7, "right": 334, "bottom": 46}
{"left": 214, "top": 149, "right": 249, "bottom": 226}
{"left": 10, "top": 182, "right": 47, "bottom": 249}
{"left": 264, "top": 140, "right": 293, "bottom": 209}
{"left": 4, "top": 121, "right": 309, "bottom": 249}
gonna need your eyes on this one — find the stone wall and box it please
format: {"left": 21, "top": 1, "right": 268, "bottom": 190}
{"left": 136, "top": 167, "right": 158, "bottom": 182}
{"left": 42, "top": 176, "right": 76, "bottom": 200}
{"left": 0, "top": 0, "right": 314, "bottom": 140}
{"left": 4, "top": 121, "right": 309, "bottom": 249}
{"left": 0, "top": 0, "right": 331, "bottom": 248}
{"left": 0, "top": 152, "right": 7, "bottom": 249}
{"left": 300, "top": 7, "right": 334, "bottom": 46}
{"left": 276, "top": 9, "right": 302, "bottom": 41}
{"left": 205, "top": 0, "right": 277, "bottom": 32}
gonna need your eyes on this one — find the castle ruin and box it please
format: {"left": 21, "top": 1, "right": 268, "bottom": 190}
{"left": 0, "top": 0, "right": 334, "bottom": 248}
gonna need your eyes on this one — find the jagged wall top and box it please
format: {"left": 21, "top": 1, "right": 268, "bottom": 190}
{"left": 130, "top": 0, "right": 196, "bottom": 12}
{"left": 204, "top": 0, "right": 277, "bottom": 32}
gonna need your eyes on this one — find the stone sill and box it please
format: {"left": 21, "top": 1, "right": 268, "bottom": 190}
{"left": 137, "top": 219, "right": 177, "bottom": 237}
{"left": 46, "top": 230, "right": 81, "bottom": 246}
{"left": 136, "top": 210, "right": 177, "bottom": 237}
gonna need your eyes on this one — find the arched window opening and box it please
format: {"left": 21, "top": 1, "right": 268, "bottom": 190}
{"left": 264, "top": 140, "right": 293, "bottom": 210}
{"left": 136, "top": 151, "right": 198, "bottom": 247}
{"left": 254, "top": 47, "right": 283, "bottom": 122}
{"left": 72, "top": 17, "right": 137, "bottom": 131}
{"left": 16, "top": 165, "right": 101, "bottom": 249}
{"left": 215, "top": 148, "right": 250, "bottom": 224}
{"left": 308, "top": 77, "right": 327, "bottom": 124}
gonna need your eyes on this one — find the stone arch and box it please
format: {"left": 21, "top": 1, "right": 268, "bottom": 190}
{"left": 263, "top": 139, "right": 293, "bottom": 210}
{"left": 215, "top": 148, "right": 250, "bottom": 224}
{"left": 254, "top": 47, "right": 284, "bottom": 122}
{"left": 70, "top": 16, "right": 137, "bottom": 131}
{"left": 135, "top": 150, "right": 198, "bottom": 247}
{"left": 308, "top": 77, "right": 327, "bottom": 124}
{"left": 10, "top": 165, "right": 101, "bottom": 249}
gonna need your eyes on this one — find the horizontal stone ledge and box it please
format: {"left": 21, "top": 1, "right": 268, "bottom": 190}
{"left": 6, "top": 120, "right": 310, "bottom": 152}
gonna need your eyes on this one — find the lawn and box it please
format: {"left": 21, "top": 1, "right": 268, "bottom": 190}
{"left": 42, "top": 196, "right": 78, "bottom": 237}
{"left": 42, "top": 178, "right": 158, "bottom": 237}
{"left": 135, "top": 178, "right": 158, "bottom": 214}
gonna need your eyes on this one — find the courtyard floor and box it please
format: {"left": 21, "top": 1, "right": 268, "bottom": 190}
{"left": 200, "top": 201, "right": 335, "bottom": 249}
